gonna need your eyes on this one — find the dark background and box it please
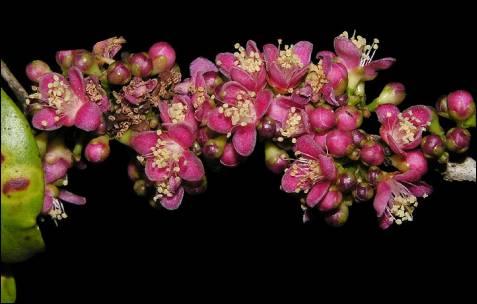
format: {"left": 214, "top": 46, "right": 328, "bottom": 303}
{"left": 2, "top": 3, "right": 476, "bottom": 301}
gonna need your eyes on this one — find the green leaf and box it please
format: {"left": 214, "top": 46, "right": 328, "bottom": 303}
{"left": 1, "top": 89, "right": 45, "bottom": 263}
{"left": 1, "top": 272, "right": 16, "bottom": 303}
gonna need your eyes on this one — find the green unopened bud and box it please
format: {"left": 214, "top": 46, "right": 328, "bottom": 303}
{"left": 367, "top": 82, "right": 405, "bottom": 111}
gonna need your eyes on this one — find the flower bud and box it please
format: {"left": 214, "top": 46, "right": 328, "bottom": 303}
{"left": 265, "top": 142, "right": 289, "bottom": 174}
{"left": 360, "top": 140, "right": 385, "bottom": 166}
{"left": 128, "top": 52, "right": 153, "bottom": 78}
{"left": 336, "top": 171, "right": 357, "bottom": 193}
{"left": 257, "top": 117, "right": 276, "bottom": 139}
{"left": 133, "top": 180, "right": 147, "bottom": 196}
{"left": 149, "top": 42, "right": 176, "bottom": 74}
{"left": 368, "top": 82, "right": 406, "bottom": 111}
{"left": 309, "top": 105, "right": 336, "bottom": 132}
{"left": 367, "top": 166, "right": 382, "bottom": 185}
{"left": 220, "top": 143, "right": 240, "bottom": 167}
{"left": 85, "top": 135, "right": 110, "bottom": 163}
{"left": 26, "top": 60, "right": 52, "bottom": 82}
{"left": 202, "top": 136, "right": 227, "bottom": 159}
{"left": 318, "top": 186, "right": 342, "bottom": 212}
{"left": 335, "top": 105, "right": 363, "bottom": 131}
{"left": 325, "top": 203, "right": 349, "bottom": 227}
{"left": 447, "top": 90, "right": 475, "bottom": 121}
{"left": 353, "top": 182, "right": 374, "bottom": 202}
{"left": 325, "top": 129, "right": 353, "bottom": 157}
{"left": 445, "top": 127, "right": 471, "bottom": 153}
{"left": 351, "top": 129, "right": 367, "bottom": 146}
{"left": 435, "top": 95, "right": 448, "bottom": 117}
{"left": 421, "top": 135, "right": 445, "bottom": 158}
{"left": 73, "top": 50, "right": 95, "bottom": 73}
{"left": 107, "top": 62, "right": 131, "bottom": 85}
{"left": 56, "top": 50, "right": 74, "bottom": 70}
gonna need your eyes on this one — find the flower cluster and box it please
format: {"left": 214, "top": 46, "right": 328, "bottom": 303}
{"left": 25, "top": 32, "right": 475, "bottom": 229}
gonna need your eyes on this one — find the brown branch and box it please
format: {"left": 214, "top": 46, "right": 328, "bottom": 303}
{"left": 443, "top": 157, "right": 476, "bottom": 182}
{"left": 1, "top": 59, "right": 29, "bottom": 113}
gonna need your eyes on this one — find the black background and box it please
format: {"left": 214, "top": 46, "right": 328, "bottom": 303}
{"left": 2, "top": 3, "right": 476, "bottom": 301}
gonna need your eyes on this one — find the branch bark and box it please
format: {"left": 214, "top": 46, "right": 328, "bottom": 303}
{"left": 1, "top": 59, "right": 28, "bottom": 113}
{"left": 443, "top": 157, "right": 476, "bottom": 182}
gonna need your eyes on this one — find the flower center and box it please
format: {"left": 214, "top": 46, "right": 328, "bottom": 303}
{"left": 232, "top": 43, "right": 263, "bottom": 74}
{"left": 49, "top": 197, "right": 68, "bottom": 222}
{"left": 276, "top": 39, "right": 304, "bottom": 69}
{"left": 218, "top": 91, "right": 256, "bottom": 126}
{"left": 46, "top": 75, "right": 71, "bottom": 114}
{"left": 340, "top": 31, "right": 380, "bottom": 67}
{"left": 288, "top": 157, "right": 322, "bottom": 193}
{"left": 192, "top": 86, "right": 206, "bottom": 109}
{"left": 150, "top": 131, "right": 182, "bottom": 169}
{"left": 85, "top": 78, "right": 103, "bottom": 104}
{"left": 277, "top": 107, "right": 303, "bottom": 141}
{"left": 153, "top": 179, "right": 180, "bottom": 200}
{"left": 168, "top": 102, "right": 188, "bottom": 123}
{"left": 387, "top": 192, "right": 418, "bottom": 225}
{"left": 396, "top": 113, "right": 418, "bottom": 144}
{"left": 306, "top": 62, "right": 328, "bottom": 96}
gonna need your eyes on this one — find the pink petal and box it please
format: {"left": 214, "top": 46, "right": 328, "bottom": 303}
{"left": 219, "top": 81, "right": 247, "bottom": 104}
{"left": 294, "top": 134, "right": 323, "bottom": 159}
{"left": 43, "top": 159, "right": 69, "bottom": 183}
{"left": 407, "top": 181, "right": 433, "bottom": 198}
{"left": 306, "top": 181, "right": 330, "bottom": 207}
{"left": 216, "top": 52, "right": 235, "bottom": 77}
{"left": 376, "top": 104, "right": 400, "bottom": 124}
{"left": 402, "top": 105, "right": 432, "bottom": 128}
{"left": 281, "top": 167, "right": 301, "bottom": 193}
{"left": 246, "top": 40, "right": 260, "bottom": 54}
{"left": 190, "top": 57, "right": 218, "bottom": 79}
{"left": 130, "top": 131, "right": 159, "bottom": 155}
{"left": 32, "top": 108, "right": 62, "bottom": 130}
{"left": 59, "top": 190, "right": 86, "bottom": 205}
{"left": 256, "top": 66, "right": 267, "bottom": 91}
{"left": 165, "top": 123, "right": 195, "bottom": 149}
{"left": 179, "top": 150, "right": 205, "bottom": 182}
{"left": 263, "top": 44, "right": 279, "bottom": 64}
{"left": 230, "top": 67, "right": 256, "bottom": 91}
{"left": 267, "top": 98, "right": 290, "bottom": 123}
{"left": 373, "top": 180, "right": 392, "bottom": 217}
{"left": 267, "top": 62, "right": 288, "bottom": 91}
{"left": 207, "top": 109, "right": 233, "bottom": 134}
{"left": 232, "top": 125, "right": 256, "bottom": 157}
{"left": 158, "top": 101, "right": 172, "bottom": 124}
{"left": 334, "top": 36, "right": 361, "bottom": 69}
{"left": 174, "top": 79, "right": 192, "bottom": 95}
{"left": 160, "top": 186, "right": 184, "bottom": 210}
{"left": 68, "top": 67, "right": 89, "bottom": 103}
{"left": 145, "top": 158, "right": 170, "bottom": 182}
{"left": 318, "top": 190, "right": 342, "bottom": 212}
{"left": 318, "top": 155, "right": 337, "bottom": 181}
{"left": 254, "top": 89, "right": 272, "bottom": 119}
{"left": 220, "top": 143, "right": 240, "bottom": 167}
{"left": 38, "top": 73, "right": 66, "bottom": 100}
{"left": 293, "top": 41, "right": 313, "bottom": 66}
{"left": 288, "top": 66, "right": 310, "bottom": 89}
{"left": 364, "top": 58, "right": 396, "bottom": 80}
{"left": 74, "top": 102, "right": 102, "bottom": 131}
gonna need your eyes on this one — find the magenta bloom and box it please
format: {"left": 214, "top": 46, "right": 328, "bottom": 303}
{"left": 122, "top": 77, "right": 158, "bottom": 105}
{"left": 374, "top": 177, "right": 432, "bottom": 229}
{"left": 333, "top": 32, "right": 395, "bottom": 89}
{"left": 130, "top": 125, "right": 205, "bottom": 210}
{"left": 267, "top": 95, "right": 311, "bottom": 142}
{"left": 281, "top": 135, "right": 337, "bottom": 208}
{"left": 208, "top": 81, "right": 272, "bottom": 156}
{"left": 30, "top": 67, "right": 102, "bottom": 132}
{"left": 316, "top": 51, "right": 349, "bottom": 106}
{"left": 158, "top": 95, "right": 198, "bottom": 133}
{"left": 392, "top": 150, "right": 429, "bottom": 183}
{"left": 216, "top": 40, "right": 267, "bottom": 92}
{"left": 263, "top": 40, "right": 313, "bottom": 93}
{"left": 376, "top": 104, "right": 433, "bottom": 155}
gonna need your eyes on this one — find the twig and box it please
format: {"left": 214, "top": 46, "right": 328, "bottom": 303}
{"left": 1, "top": 59, "right": 28, "bottom": 113}
{"left": 443, "top": 157, "right": 476, "bottom": 182}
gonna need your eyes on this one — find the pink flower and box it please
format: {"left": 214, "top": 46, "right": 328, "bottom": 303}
{"left": 315, "top": 51, "right": 349, "bottom": 106}
{"left": 174, "top": 57, "right": 220, "bottom": 124}
{"left": 30, "top": 67, "right": 102, "bottom": 132}
{"left": 158, "top": 95, "right": 198, "bottom": 133}
{"left": 207, "top": 81, "right": 272, "bottom": 156}
{"left": 130, "top": 125, "right": 205, "bottom": 210}
{"left": 42, "top": 185, "right": 86, "bottom": 221}
{"left": 373, "top": 177, "right": 432, "bottom": 229}
{"left": 84, "top": 75, "right": 110, "bottom": 112}
{"left": 263, "top": 40, "right": 313, "bottom": 93}
{"left": 376, "top": 104, "right": 433, "bottom": 155}
{"left": 122, "top": 77, "right": 158, "bottom": 105}
{"left": 281, "top": 135, "right": 337, "bottom": 208}
{"left": 333, "top": 32, "right": 395, "bottom": 90}
{"left": 216, "top": 40, "right": 267, "bottom": 92}
{"left": 267, "top": 95, "right": 311, "bottom": 142}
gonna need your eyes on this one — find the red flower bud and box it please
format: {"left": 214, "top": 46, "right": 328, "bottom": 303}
{"left": 107, "top": 62, "right": 131, "bottom": 85}
{"left": 26, "top": 60, "right": 52, "bottom": 82}
{"left": 446, "top": 127, "right": 471, "bottom": 153}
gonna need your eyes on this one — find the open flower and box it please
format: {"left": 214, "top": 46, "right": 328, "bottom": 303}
{"left": 263, "top": 40, "right": 313, "bottom": 94}
{"left": 267, "top": 95, "right": 311, "bottom": 143}
{"left": 130, "top": 125, "right": 205, "bottom": 210}
{"left": 207, "top": 81, "right": 272, "bottom": 156}
{"left": 376, "top": 104, "right": 433, "bottom": 155}
{"left": 314, "top": 51, "right": 348, "bottom": 106}
{"left": 122, "top": 77, "right": 158, "bottom": 105}
{"left": 374, "top": 176, "right": 432, "bottom": 229}
{"left": 334, "top": 31, "right": 395, "bottom": 91}
{"left": 281, "top": 135, "right": 337, "bottom": 207}
{"left": 216, "top": 40, "right": 267, "bottom": 92}
{"left": 158, "top": 95, "right": 198, "bottom": 133}
{"left": 42, "top": 184, "right": 86, "bottom": 222}
{"left": 29, "top": 67, "right": 102, "bottom": 131}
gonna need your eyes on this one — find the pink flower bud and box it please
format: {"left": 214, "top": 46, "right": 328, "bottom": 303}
{"left": 335, "top": 105, "right": 363, "bottom": 131}
{"left": 353, "top": 182, "right": 374, "bottom": 202}
{"left": 26, "top": 60, "right": 52, "bottom": 82}
{"left": 220, "top": 143, "right": 240, "bottom": 167}
{"left": 367, "top": 166, "right": 382, "bottom": 185}
{"left": 73, "top": 50, "right": 95, "bottom": 73}
{"left": 325, "top": 203, "right": 349, "bottom": 227}
{"left": 107, "top": 62, "right": 131, "bottom": 85}
{"left": 337, "top": 171, "right": 357, "bottom": 193}
{"left": 325, "top": 129, "right": 353, "bottom": 157}
{"left": 351, "top": 129, "right": 367, "bottom": 146}
{"left": 446, "top": 127, "right": 471, "bottom": 153}
{"left": 149, "top": 42, "right": 176, "bottom": 74}
{"left": 447, "top": 90, "right": 475, "bottom": 121}
{"left": 309, "top": 105, "right": 336, "bottom": 132}
{"left": 265, "top": 142, "right": 289, "bottom": 174}
{"left": 368, "top": 82, "right": 406, "bottom": 111}
{"left": 56, "top": 50, "right": 74, "bottom": 69}
{"left": 421, "top": 135, "right": 445, "bottom": 158}
{"left": 128, "top": 52, "right": 153, "bottom": 78}
{"left": 257, "top": 117, "right": 277, "bottom": 139}
{"left": 391, "top": 150, "right": 428, "bottom": 182}
{"left": 85, "top": 135, "right": 110, "bottom": 163}
{"left": 319, "top": 186, "right": 342, "bottom": 212}
{"left": 360, "top": 140, "right": 385, "bottom": 166}
{"left": 202, "top": 136, "right": 226, "bottom": 159}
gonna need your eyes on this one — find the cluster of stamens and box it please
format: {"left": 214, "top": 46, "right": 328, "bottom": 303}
{"left": 386, "top": 192, "right": 418, "bottom": 225}
{"left": 48, "top": 198, "right": 68, "bottom": 222}
{"left": 287, "top": 154, "right": 322, "bottom": 193}
{"left": 396, "top": 113, "right": 418, "bottom": 144}
{"left": 232, "top": 43, "right": 263, "bottom": 74}
{"left": 218, "top": 91, "right": 256, "bottom": 127}
{"left": 85, "top": 78, "right": 104, "bottom": 105}
{"left": 276, "top": 39, "right": 304, "bottom": 69}
{"left": 153, "top": 179, "right": 179, "bottom": 200}
{"left": 306, "top": 62, "right": 328, "bottom": 96}
{"left": 168, "top": 102, "right": 187, "bottom": 123}
{"left": 340, "top": 31, "right": 380, "bottom": 67}
{"left": 149, "top": 132, "right": 182, "bottom": 169}
{"left": 192, "top": 86, "right": 206, "bottom": 109}
{"left": 277, "top": 107, "right": 302, "bottom": 141}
